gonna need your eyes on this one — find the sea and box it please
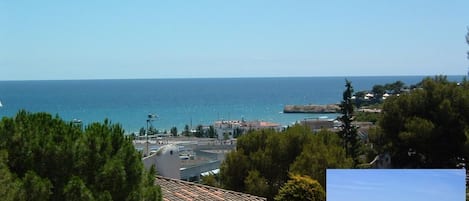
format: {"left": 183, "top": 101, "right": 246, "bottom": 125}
{"left": 0, "top": 76, "right": 465, "bottom": 133}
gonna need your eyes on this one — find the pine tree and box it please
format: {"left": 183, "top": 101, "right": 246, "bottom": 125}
{"left": 338, "top": 80, "right": 360, "bottom": 166}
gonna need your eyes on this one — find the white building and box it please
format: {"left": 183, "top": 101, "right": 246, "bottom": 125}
{"left": 213, "top": 119, "right": 282, "bottom": 140}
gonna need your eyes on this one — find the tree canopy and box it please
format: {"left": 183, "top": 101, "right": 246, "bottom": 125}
{"left": 379, "top": 76, "right": 469, "bottom": 168}
{"left": 275, "top": 174, "right": 325, "bottom": 201}
{"left": 0, "top": 110, "right": 161, "bottom": 201}
{"left": 220, "top": 126, "right": 352, "bottom": 200}
{"left": 338, "top": 80, "right": 360, "bottom": 166}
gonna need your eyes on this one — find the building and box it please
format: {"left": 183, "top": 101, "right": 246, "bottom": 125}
{"left": 300, "top": 118, "right": 340, "bottom": 132}
{"left": 213, "top": 119, "right": 282, "bottom": 139}
{"left": 155, "top": 176, "right": 267, "bottom": 201}
{"left": 143, "top": 144, "right": 181, "bottom": 179}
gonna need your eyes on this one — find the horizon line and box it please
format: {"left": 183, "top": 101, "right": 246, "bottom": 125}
{"left": 0, "top": 74, "right": 466, "bottom": 82}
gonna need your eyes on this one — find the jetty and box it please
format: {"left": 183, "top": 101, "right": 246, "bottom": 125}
{"left": 283, "top": 104, "right": 340, "bottom": 113}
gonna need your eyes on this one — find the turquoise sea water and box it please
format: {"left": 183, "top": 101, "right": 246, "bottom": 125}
{"left": 0, "top": 76, "right": 465, "bottom": 133}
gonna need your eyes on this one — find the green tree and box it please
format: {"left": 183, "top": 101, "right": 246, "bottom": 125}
{"left": 354, "top": 111, "right": 381, "bottom": 124}
{"left": 384, "top": 81, "right": 405, "bottom": 94}
{"left": 148, "top": 126, "right": 158, "bottom": 135}
{"left": 338, "top": 80, "right": 360, "bottom": 166}
{"left": 22, "top": 171, "right": 52, "bottom": 201}
{"left": 380, "top": 76, "right": 469, "bottom": 168}
{"left": 220, "top": 126, "right": 350, "bottom": 200}
{"left": 63, "top": 176, "right": 95, "bottom": 201}
{"left": 139, "top": 127, "right": 146, "bottom": 136}
{"left": 220, "top": 149, "right": 249, "bottom": 191}
{"left": 0, "top": 111, "right": 162, "bottom": 201}
{"left": 290, "top": 130, "right": 353, "bottom": 187}
{"left": 275, "top": 174, "right": 325, "bottom": 201}
{"left": 207, "top": 125, "right": 217, "bottom": 138}
{"left": 245, "top": 170, "right": 269, "bottom": 198}
{"left": 0, "top": 150, "right": 24, "bottom": 201}
{"left": 183, "top": 124, "right": 190, "bottom": 136}
{"left": 365, "top": 126, "right": 385, "bottom": 161}
{"left": 201, "top": 173, "right": 220, "bottom": 187}
{"left": 354, "top": 91, "right": 366, "bottom": 99}
{"left": 141, "top": 166, "right": 162, "bottom": 201}
{"left": 195, "top": 124, "right": 204, "bottom": 138}
{"left": 170, "top": 127, "right": 178, "bottom": 137}
{"left": 372, "top": 84, "right": 386, "bottom": 97}
{"left": 223, "top": 132, "right": 229, "bottom": 140}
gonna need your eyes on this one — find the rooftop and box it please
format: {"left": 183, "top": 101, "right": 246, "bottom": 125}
{"left": 155, "top": 176, "right": 267, "bottom": 201}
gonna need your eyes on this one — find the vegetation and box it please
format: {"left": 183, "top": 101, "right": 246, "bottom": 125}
{"left": 354, "top": 80, "right": 408, "bottom": 107}
{"left": 377, "top": 76, "right": 469, "bottom": 168}
{"left": 183, "top": 124, "right": 190, "bottom": 136}
{"left": 207, "top": 125, "right": 217, "bottom": 138}
{"left": 221, "top": 76, "right": 469, "bottom": 199}
{"left": 274, "top": 174, "right": 325, "bottom": 201}
{"left": 195, "top": 124, "right": 204, "bottom": 137}
{"left": 354, "top": 111, "right": 380, "bottom": 124}
{"left": 338, "top": 80, "right": 360, "bottom": 166}
{"left": 0, "top": 111, "right": 161, "bottom": 201}
{"left": 370, "top": 81, "right": 406, "bottom": 96}
{"left": 220, "top": 126, "right": 351, "bottom": 200}
{"left": 170, "top": 126, "right": 177, "bottom": 137}
{"left": 200, "top": 173, "right": 221, "bottom": 188}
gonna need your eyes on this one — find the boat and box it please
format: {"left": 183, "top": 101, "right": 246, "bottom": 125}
{"left": 0, "top": 100, "right": 2, "bottom": 107}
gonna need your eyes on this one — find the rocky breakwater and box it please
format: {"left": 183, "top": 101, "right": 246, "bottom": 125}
{"left": 283, "top": 104, "right": 340, "bottom": 113}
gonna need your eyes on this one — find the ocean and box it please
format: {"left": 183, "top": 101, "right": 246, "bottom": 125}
{"left": 0, "top": 76, "right": 465, "bottom": 133}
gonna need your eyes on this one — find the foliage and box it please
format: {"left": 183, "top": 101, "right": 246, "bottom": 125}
{"left": 354, "top": 91, "right": 366, "bottom": 99}
{"left": 0, "top": 111, "right": 162, "bottom": 201}
{"left": 195, "top": 124, "right": 204, "bottom": 137}
{"left": 148, "top": 126, "right": 158, "bottom": 135}
{"left": 384, "top": 81, "right": 405, "bottom": 94}
{"left": 0, "top": 150, "right": 24, "bottom": 200}
{"left": 274, "top": 174, "right": 325, "bottom": 201}
{"left": 139, "top": 127, "right": 146, "bottom": 136}
{"left": 63, "top": 176, "right": 95, "bottom": 201}
{"left": 244, "top": 170, "right": 269, "bottom": 198}
{"left": 200, "top": 173, "right": 220, "bottom": 188}
{"left": 355, "top": 81, "right": 407, "bottom": 107}
{"left": 220, "top": 149, "right": 249, "bottom": 191}
{"left": 220, "top": 126, "right": 351, "bottom": 200}
{"left": 170, "top": 127, "right": 177, "bottom": 137}
{"left": 207, "top": 125, "right": 217, "bottom": 138}
{"left": 362, "top": 126, "right": 386, "bottom": 163}
{"left": 372, "top": 84, "right": 386, "bottom": 97}
{"left": 290, "top": 130, "right": 353, "bottom": 187}
{"left": 354, "top": 111, "right": 381, "bottom": 124}
{"left": 379, "top": 76, "right": 469, "bottom": 168}
{"left": 141, "top": 166, "right": 162, "bottom": 201}
{"left": 338, "top": 80, "right": 361, "bottom": 166}
{"left": 183, "top": 124, "right": 190, "bottom": 136}
{"left": 23, "top": 171, "right": 53, "bottom": 201}
{"left": 371, "top": 81, "right": 405, "bottom": 96}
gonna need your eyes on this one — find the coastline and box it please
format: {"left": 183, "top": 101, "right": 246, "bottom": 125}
{"left": 2, "top": 76, "right": 463, "bottom": 134}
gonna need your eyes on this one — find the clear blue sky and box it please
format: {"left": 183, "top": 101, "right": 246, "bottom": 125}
{"left": 327, "top": 169, "right": 465, "bottom": 201}
{"left": 1, "top": 1, "right": 468, "bottom": 80}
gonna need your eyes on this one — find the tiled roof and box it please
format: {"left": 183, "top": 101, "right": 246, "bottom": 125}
{"left": 155, "top": 176, "right": 267, "bottom": 201}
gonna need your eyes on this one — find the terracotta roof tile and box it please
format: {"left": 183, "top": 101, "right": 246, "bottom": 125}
{"left": 155, "top": 176, "right": 267, "bottom": 201}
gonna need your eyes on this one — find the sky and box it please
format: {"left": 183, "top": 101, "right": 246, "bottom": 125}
{"left": 1, "top": 1, "right": 469, "bottom": 80}
{"left": 327, "top": 169, "right": 466, "bottom": 201}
